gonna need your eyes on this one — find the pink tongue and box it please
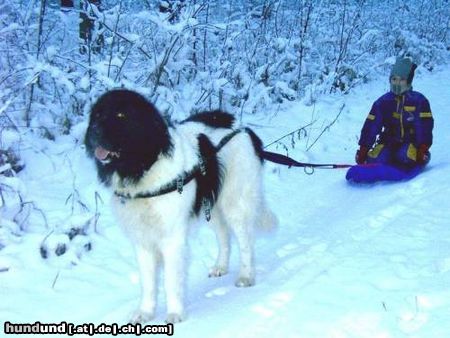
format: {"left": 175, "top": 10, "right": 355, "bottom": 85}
{"left": 94, "top": 146, "right": 111, "bottom": 161}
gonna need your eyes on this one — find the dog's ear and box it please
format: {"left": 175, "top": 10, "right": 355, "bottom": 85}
{"left": 84, "top": 124, "right": 96, "bottom": 158}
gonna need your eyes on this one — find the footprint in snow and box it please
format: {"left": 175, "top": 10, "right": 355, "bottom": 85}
{"left": 276, "top": 243, "right": 300, "bottom": 258}
{"left": 251, "top": 292, "right": 293, "bottom": 318}
{"left": 205, "top": 287, "right": 231, "bottom": 298}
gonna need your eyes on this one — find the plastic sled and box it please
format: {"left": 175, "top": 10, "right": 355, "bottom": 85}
{"left": 346, "top": 163, "right": 424, "bottom": 183}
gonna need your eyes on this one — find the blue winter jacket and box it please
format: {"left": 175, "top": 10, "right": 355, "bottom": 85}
{"left": 358, "top": 90, "right": 434, "bottom": 148}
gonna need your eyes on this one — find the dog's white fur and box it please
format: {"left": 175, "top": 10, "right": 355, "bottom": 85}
{"left": 110, "top": 121, "right": 276, "bottom": 323}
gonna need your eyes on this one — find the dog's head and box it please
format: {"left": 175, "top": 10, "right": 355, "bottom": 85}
{"left": 85, "top": 89, "right": 172, "bottom": 185}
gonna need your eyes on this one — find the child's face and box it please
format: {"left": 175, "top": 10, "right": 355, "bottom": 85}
{"left": 390, "top": 75, "right": 408, "bottom": 86}
{"left": 390, "top": 75, "right": 409, "bottom": 95}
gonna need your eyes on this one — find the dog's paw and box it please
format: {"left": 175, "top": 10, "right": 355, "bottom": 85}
{"left": 165, "top": 313, "right": 184, "bottom": 324}
{"left": 208, "top": 266, "right": 228, "bottom": 278}
{"left": 129, "top": 309, "right": 154, "bottom": 324}
{"left": 235, "top": 277, "right": 255, "bottom": 287}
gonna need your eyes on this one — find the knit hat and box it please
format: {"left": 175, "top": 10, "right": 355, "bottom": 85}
{"left": 390, "top": 57, "right": 417, "bottom": 83}
{"left": 390, "top": 57, "right": 417, "bottom": 95}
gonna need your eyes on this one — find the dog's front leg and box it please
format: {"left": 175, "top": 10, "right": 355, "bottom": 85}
{"left": 130, "top": 245, "right": 157, "bottom": 324}
{"left": 161, "top": 235, "right": 185, "bottom": 324}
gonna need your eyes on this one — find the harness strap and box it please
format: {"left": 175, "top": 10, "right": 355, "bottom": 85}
{"left": 114, "top": 129, "right": 243, "bottom": 203}
{"left": 261, "top": 150, "right": 353, "bottom": 170}
{"left": 216, "top": 129, "right": 243, "bottom": 151}
{"left": 114, "top": 128, "right": 353, "bottom": 203}
{"left": 114, "top": 165, "right": 200, "bottom": 202}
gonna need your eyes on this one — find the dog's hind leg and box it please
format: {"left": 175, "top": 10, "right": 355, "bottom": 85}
{"left": 217, "top": 181, "right": 257, "bottom": 287}
{"left": 130, "top": 245, "right": 157, "bottom": 324}
{"left": 232, "top": 223, "right": 255, "bottom": 287}
{"left": 220, "top": 193, "right": 258, "bottom": 287}
{"left": 209, "top": 210, "right": 230, "bottom": 278}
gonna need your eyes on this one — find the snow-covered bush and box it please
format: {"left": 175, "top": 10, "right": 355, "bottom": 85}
{"left": 2, "top": 0, "right": 448, "bottom": 128}
{"left": 0, "top": 0, "right": 448, "bottom": 250}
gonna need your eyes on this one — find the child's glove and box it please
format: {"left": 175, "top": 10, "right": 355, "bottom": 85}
{"left": 355, "top": 145, "right": 369, "bottom": 164}
{"left": 416, "top": 144, "right": 430, "bottom": 164}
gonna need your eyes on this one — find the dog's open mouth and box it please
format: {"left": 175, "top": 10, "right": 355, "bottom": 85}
{"left": 94, "top": 146, "right": 120, "bottom": 164}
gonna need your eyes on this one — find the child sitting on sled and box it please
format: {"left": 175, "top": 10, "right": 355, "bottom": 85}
{"left": 355, "top": 57, "right": 434, "bottom": 167}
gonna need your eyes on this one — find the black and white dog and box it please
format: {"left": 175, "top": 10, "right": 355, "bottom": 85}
{"left": 85, "top": 89, "right": 276, "bottom": 323}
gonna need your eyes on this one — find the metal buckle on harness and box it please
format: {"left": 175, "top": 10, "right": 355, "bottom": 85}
{"left": 203, "top": 198, "right": 211, "bottom": 222}
{"left": 115, "top": 191, "right": 130, "bottom": 204}
{"left": 177, "top": 176, "right": 184, "bottom": 194}
{"left": 304, "top": 166, "right": 314, "bottom": 175}
{"left": 199, "top": 157, "right": 207, "bottom": 176}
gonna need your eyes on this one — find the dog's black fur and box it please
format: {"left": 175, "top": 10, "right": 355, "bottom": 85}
{"left": 243, "top": 128, "right": 264, "bottom": 163}
{"left": 183, "top": 111, "right": 235, "bottom": 129}
{"left": 85, "top": 89, "right": 235, "bottom": 217}
{"left": 194, "top": 134, "right": 222, "bottom": 215}
{"left": 85, "top": 90, "right": 173, "bottom": 185}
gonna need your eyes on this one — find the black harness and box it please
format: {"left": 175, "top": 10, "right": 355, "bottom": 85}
{"left": 114, "top": 129, "right": 243, "bottom": 205}
{"left": 114, "top": 164, "right": 202, "bottom": 201}
{"left": 114, "top": 128, "right": 352, "bottom": 216}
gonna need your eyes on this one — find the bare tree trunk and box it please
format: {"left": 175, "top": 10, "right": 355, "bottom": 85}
{"left": 296, "top": 0, "right": 313, "bottom": 92}
{"left": 26, "top": 0, "right": 47, "bottom": 127}
{"left": 192, "top": 0, "right": 198, "bottom": 78}
{"left": 330, "top": 1, "right": 363, "bottom": 93}
{"left": 203, "top": 3, "right": 209, "bottom": 72}
{"left": 107, "top": 2, "right": 122, "bottom": 78}
{"left": 61, "top": 0, "right": 74, "bottom": 8}
{"left": 80, "top": 0, "right": 103, "bottom": 55}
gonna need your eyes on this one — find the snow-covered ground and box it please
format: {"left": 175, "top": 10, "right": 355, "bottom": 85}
{"left": 1, "top": 66, "right": 449, "bottom": 338}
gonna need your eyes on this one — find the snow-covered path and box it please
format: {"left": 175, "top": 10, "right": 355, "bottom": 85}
{"left": 1, "top": 67, "right": 449, "bottom": 337}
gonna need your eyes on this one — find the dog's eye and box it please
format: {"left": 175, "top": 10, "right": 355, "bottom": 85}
{"left": 116, "top": 112, "right": 126, "bottom": 119}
